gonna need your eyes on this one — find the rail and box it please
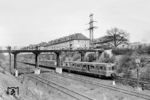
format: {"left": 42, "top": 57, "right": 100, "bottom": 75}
{"left": 27, "top": 75, "right": 94, "bottom": 100}
{"left": 115, "top": 76, "right": 150, "bottom": 90}
{"left": 18, "top": 61, "right": 150, "bottom": 100}
{"left": 45, "top": 71, "right": 150, "bottom": 100}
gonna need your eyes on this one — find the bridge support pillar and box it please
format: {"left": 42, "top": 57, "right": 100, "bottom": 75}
{"left": 7, "top": 46, "right": 12, "bottom": 74}
{"left": 112, "top": 80, "right": 116, "bottom": 86}
{"left": 79, "top": 51, "right": 86, "bottom": 62}
{"left": 96, "top": 51, "right": 101, "bottom": 60}
{"left": 55, "top": 52, "right": 61, "bottom": 67}
{"left": 15, "top": 69, "right": 18, "bottom": 77}
{"left": 13, "top": 53, "right": 18, "bottom": 77}
{"left": 55, "top": 52, "right": 62, "bottom": 74}
{"left": 136, "top": 87, "right": 142, "bottom": 91}
{"left": 56, "top": 67, "right": 62, "bottom": 74}
{"left": 34, "top": 68, "right": 41, "bottom": 75}
{"left": 35, "top": 53, "right": 39, "bottom": 68}
{"left": 34, "top": 52, "right": 40, "bottom": 75}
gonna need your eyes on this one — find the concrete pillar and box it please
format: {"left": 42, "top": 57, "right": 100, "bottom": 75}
{"left": 56, "top": 52, "right": 60, "bottom": 67}
{"left": 96, "top": 51, "right": 101, "bottom": 60}
{"left": 15, "top": 69, "right": 18, "bottom": 77}
{"left": 55, "top": 52, "right": 62, "bottom": 74}
{"left": 112, "top": 80, "right": 116, "bottom": 86}
{"left": 34, "top": 52, "right": 40, "bottom": 75}
{"left": 14, "top": 53, "right": 18, "bottom": 77}
{"left": 14, "top": 54, "right": 17, "bottom": 69}
{"left": 80, "top": 51, "right": 86, "bottom": 62}
{"left": 34, "top": 68, "right": 41, "bottom": 75}
{"left": 56, "top": 67, "right": 62, "bottom": 74}
{"left": 35, "top": 53, "right": 39, "bottom": 68}
{"left": 9, "top": 53, "right": 12, "bottom": 74}
{"left": 7, "top": 46, "right": 12, "bottom": 74}
{"left": 136, "top": 87, "right": 142, "bottom": 91}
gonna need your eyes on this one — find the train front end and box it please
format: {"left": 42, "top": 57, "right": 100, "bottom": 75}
{"left": 105, "top": 63, "right": 116, "bottom": 78}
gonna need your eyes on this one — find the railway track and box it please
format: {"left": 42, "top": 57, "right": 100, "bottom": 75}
{"left": 18, "top": 61, "right": 150, "bottom": 100}
{"left": 27, "top": 75, "right": 94, "bottom": 100}
{"left": 43, "top": 71, "right": 150, "bottom": 100}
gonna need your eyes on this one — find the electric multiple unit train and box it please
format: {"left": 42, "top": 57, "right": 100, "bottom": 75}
{"left": 63, "top": 61, "right": 116, "bottom": 77}
{"left": 39, "top": 60, "right": 116, "bottom": 77}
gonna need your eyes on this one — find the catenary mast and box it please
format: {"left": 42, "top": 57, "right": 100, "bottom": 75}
{"left": 88, "top": 14, "right": 97, "bottom": 48}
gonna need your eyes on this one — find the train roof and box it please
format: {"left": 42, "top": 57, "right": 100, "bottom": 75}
{"left": 64, "top": 61, "right": 115, "bottom": 65}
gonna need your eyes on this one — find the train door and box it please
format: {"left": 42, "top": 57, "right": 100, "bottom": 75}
{"left": 98, "top": 64, "right": 106, "bottom": 76}
{"left": 72, "top": 62, "right": 75, "bottom": 68}
{"left": 94, "top": 64, "right": 100, "bottom": 74}
{"left": 75, "top": 62, "right": 82, "bottom": 71}
{"left": 68, "top": 62, "right": 71, "bottom": 67}
{"left": 89, "top": 64, "right": 95, "bottom": 73}
{"left": 66, "top": 62, "right": 70, "bottom": 67}
{"left": 82, "top": 63, "right": 87, "bottom": 71}
{"left": 105, "top": 65, "right": 111, "bottom": 77}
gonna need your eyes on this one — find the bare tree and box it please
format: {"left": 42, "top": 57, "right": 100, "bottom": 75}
{"left": 106, "top": 27, "right": 129, "bottom": 47}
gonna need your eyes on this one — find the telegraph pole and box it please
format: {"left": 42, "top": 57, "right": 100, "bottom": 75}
{"left": 88, "top": 13, "right": 97, "bottom": 48}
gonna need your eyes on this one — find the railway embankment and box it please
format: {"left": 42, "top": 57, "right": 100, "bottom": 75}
{"left": 21, "top": 70, "right": 150, "bottom": 100}
{"left": 40, "top": 71, "right": 150, "bottom": 100}
{"left": 20, "top": 75, "right": 76, "bottom": 100}
{"left": 0, "top": 67, "right": 39, "bottom": 100}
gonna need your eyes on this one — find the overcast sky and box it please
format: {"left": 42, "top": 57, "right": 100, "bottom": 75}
{"left": 0, "top": 0, "right": 150, "bottom": 47}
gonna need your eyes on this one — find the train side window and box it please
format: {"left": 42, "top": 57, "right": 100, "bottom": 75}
{"left": 112, "top": 66, "right": 115, "bottom": 70}
{"left": 109, "top": 67, "right": 112, "bottom": 70}
{"left": 96, "top": 66, "right": 100, "bottom": 70}
{"left": 77, "top": 64, "right": 80, "bottom": 67}
{"left": 90, "top": 65, "right": 94, "bottom": 69}
{"left": 103, "top": 67, "right": 106, "bottom": 70}
{"left": 100, "top": 66, "right": 103, "bottom": 70}
{"left": 70, "top": 63, "right": 72, "bottom": 66}
{"left": 65, "top": 63, "right": 68, "bottom": 66}
{"left": 83, "top": 64, "right": 86, "bottom": 67}
{"left": 74, "top": 63, "right": 76, "bottom": 67}
{"left": 76, "top": 64, "right": 78, "bottom": 67}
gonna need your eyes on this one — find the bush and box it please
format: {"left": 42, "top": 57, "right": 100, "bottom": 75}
{"left": 86, "top": 53, "right": 96, "bottom": 62}
{"left": 73, "top": 53, "right": 81, "bottom": 61}
{"left": 117, "top": 55, "right": 136, "bottom": 78}
{"left": 136, "top": 45, "right": 150, "bottom": 54}
{"left": 140, "top": 67, "right": 150, "bottom": 82}
{"left": 99, "top": 52, "right": 115, "bottom": 63}
{"left": 112, "top": 48, "right": 133, "bottom": 55}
